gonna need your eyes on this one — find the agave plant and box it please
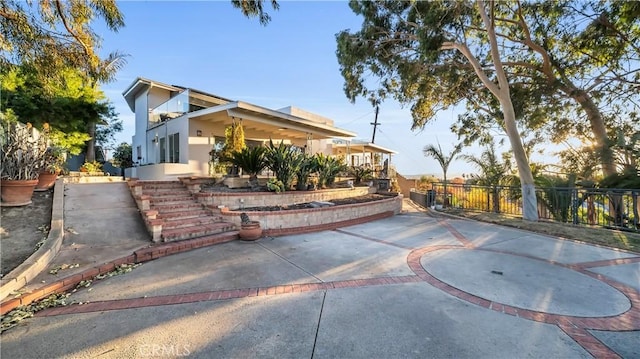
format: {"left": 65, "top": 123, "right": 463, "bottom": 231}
{"left": 264, "top": 139, "right": 303, "bottom": 191}
{"left": 229, "top": 147, "right": 267, "bottom": 181}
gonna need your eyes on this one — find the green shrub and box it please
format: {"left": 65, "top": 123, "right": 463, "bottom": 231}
{"left": 229, "top": 147, "right": 267, "bottom": 180}
{"left": 264, "top": 140, "right": 302, "bottom": 191}
{"left": 316, "top": 153, "right": 346, "bottom": 189}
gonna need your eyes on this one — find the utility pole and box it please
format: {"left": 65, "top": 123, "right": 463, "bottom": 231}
{"left": 370, "top": 106, "right": 380, "bottom": 143}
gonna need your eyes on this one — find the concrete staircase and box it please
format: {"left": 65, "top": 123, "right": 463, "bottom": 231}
{"left": 131, "top": 180, "right": 237, "bottom": 242}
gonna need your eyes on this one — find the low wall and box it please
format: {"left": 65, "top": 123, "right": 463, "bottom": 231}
{"left": 221, "top": 194, "right": 403, "bottom": 236}
{"left": 196, "top": 186, "right": 376, "bottom": 209}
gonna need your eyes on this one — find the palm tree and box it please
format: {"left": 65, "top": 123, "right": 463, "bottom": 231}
{"left": 423, "top": 142, "right": 463, "bottom": 207}
{"left": 85, "top": 52, "right": 129, "bottom": 162}
{"left": 459, "top": 141, "right": 510, "bottom": 187}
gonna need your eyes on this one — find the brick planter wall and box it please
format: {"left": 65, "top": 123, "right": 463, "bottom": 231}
{"left": 195, "top": 186, "right": 376, "bottom": 209}
{"left": 221, "top": 194, "right": 402, "bottom": 236}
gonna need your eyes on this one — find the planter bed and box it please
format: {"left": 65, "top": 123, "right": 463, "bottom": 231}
{"left": 221, "top": 194, "right": 403, "bottom": 236}
{"left": 196, "top": 186, "right": 376, "bottom": 209}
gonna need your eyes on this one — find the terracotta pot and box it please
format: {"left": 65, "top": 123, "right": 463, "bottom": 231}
{"left": 1, "top": 179, "right": 38, "bottom": 206}
{"left": 239, "top": 221, "right": 262, "bottom": 241}
{"left": 35, "top": 171, "right": 58, "bottom": 191}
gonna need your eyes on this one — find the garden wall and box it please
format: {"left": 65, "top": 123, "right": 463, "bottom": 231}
{"left": 220, "top": 194, "right": 403, "bottom": 236}
{"left": 195, "top": 186, "right": 376, "bottom": 209}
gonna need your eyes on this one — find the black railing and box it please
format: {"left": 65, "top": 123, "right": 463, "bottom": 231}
{"left": 410, "top": 183, "right": 639, "bottom": 232}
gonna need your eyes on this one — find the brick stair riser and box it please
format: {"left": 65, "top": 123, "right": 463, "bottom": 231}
{"left": 162, "top": 217, "right": 223, "bottom": 229}
{"left": 157, "top": 210, "right": 212, "bottom": 220}
{"left": 162, "top": 225, "right": 236, "bottom": 242}
{"left": 150, "top": 196, "right": 194, "bottom": 204}
{"left": 151, "top": 200, "right": 200, "bottom": 208}
{"left": 151, "top": 202, "right": 204, "bottom": 213}
{"left": 142, "top": 188, "right": 191, "bottom": 197}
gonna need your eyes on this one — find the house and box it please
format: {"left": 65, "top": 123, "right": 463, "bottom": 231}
{"left": 122, "top": 77, "right": 395, "bottom": 180}
{"left": 331, "top": 139, "right": 397, "bottom": 178}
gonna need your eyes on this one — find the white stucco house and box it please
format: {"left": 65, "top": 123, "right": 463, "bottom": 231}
{"left": 122, "top": 77, "right": 395, "bottom": 180}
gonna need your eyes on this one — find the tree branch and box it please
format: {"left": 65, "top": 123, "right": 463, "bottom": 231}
{"left": 53, "top": 0, "right": 91, "bottom": 57}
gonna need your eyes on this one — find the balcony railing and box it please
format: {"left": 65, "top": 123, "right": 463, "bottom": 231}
{"left": 148, "top": 90, "right": 190, "bottom": 128}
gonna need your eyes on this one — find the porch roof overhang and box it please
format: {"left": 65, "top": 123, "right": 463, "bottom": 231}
{"left": 332, "top": 142, "right": 397, "bottom": 155}
{"left": 188, "top": 101, "right": 356, "bottom": 140}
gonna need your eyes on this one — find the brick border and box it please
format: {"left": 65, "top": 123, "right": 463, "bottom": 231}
{"left": 36, "top": 275, "right": 421, "bottom": 317}
{"left": 0, "top": 232, "right": 238, "bottom": 316}
{"left": 406, "top": 245, "right": 640, "bottom": 358}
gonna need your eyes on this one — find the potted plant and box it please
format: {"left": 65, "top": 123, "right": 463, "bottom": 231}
{"left": 229, "top": 147, "right": 267, "bottom": 188}
{"left": 35, "top": 146, "right": 65, "bottom": 191}
{"left": 0, "top": 121, "right": 49, "bottom": 205}
{"left": 238, "top": 212, "right": 262, "bottom": 241}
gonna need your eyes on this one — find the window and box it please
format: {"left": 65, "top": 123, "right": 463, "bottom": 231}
{"left": 136, "top": 146, "right": 142, "bottom": 162}
{"left": 159, "top": 137, "right": 166, "bottom": 163}
{"left": 168, "top": 133, "right": 180, "bottom": 163}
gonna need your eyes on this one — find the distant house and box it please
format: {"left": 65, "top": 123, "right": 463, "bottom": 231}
{"left": 122, "top": 77, "right": 396, "bottom": 180}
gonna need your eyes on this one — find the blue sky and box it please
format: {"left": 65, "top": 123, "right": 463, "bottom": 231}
{"left": 97, "top": 1, "right": 534, "bottom": 177}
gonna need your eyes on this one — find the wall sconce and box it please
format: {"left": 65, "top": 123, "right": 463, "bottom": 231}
{"left": 196, "top": 130, "right": 202, "bottom": 137}
{"left": 152, "top": 134, "right": 158, "bottom": 143}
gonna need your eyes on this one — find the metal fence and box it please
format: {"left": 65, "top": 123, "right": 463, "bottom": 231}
{"left": 410, "top": 183, "right": 639, "bottom": 233}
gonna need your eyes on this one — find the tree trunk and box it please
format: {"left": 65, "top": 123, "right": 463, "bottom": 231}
{"left": 85, "top": 121, "right": 96, "bottom": 163}
{"left": 500, "top": 97, "right": 539, "bottom": 221}
{"left": 566, "top": 88, "right": 616, "bottom": 177}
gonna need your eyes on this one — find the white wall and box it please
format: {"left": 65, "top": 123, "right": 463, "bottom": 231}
{"left": 132, "top": 89, "right": 149, "bottom": 164}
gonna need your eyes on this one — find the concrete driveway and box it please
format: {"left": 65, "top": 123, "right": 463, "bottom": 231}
{"left": 2, "top": 205, "right": 639, "bottom": 358}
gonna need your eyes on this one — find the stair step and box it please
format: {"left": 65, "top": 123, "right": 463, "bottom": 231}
{"left": 150, "top": 198, "right": 198, "bottom": 206}
{"left": 150, "top": 195, "right": 195, "bottom": 203}
{"left": 162, "top": 216, "right": 223, "bottom": 229}
{"left": 157, "top": 209, "right": 212, "bottom": 220}
{"left": 153, "top": 203, "right": 204, "bottom": 212}
{"left": 162, "top": 222, "right": 237, "bottom": 242}
{"left": 143, "top": 188, "right": 191, "bottom": 195}
{"left": 140, "top": 180, "right": 183, "bottom": 187}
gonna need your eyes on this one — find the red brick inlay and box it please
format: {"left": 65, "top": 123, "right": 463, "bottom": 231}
{"left": 35, "top": 275, "right": 421, "bottom": 317}
{"left": 333, "top": 229, "right": 414, "bottom": 249}
{"left": 571, "top": 256, "right": 640, "bottom": 270}
{"left": 406, "top": 245, "right": 640, "bottom": 358}
{"left": 437, "top": 218, "right": 474, "bottom": 248}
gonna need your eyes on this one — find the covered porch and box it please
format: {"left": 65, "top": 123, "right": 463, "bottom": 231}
{"left": 133, "top": 101, "right": 356, "bottom": 180}
{"left": 331, "top": 140, "right": 397, "bottom": 179}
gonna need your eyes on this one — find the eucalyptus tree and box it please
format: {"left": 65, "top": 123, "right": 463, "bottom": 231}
{"left": 448, "top": 1, "right": 639, "bottom": 178}
{"left": 423, "top": 142, "right": 463, "bottom": 207}
{"left": 510, "top": 1, "right": 639, "bottom": 179}
{"left": 232, "top": 0, "right": 279, "bottom": 25}
{"left": 337, "top": 0, "right": 539, "bottom": 220}
{"left": 0, "top": 0, "right": 126, "bottom": 85}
